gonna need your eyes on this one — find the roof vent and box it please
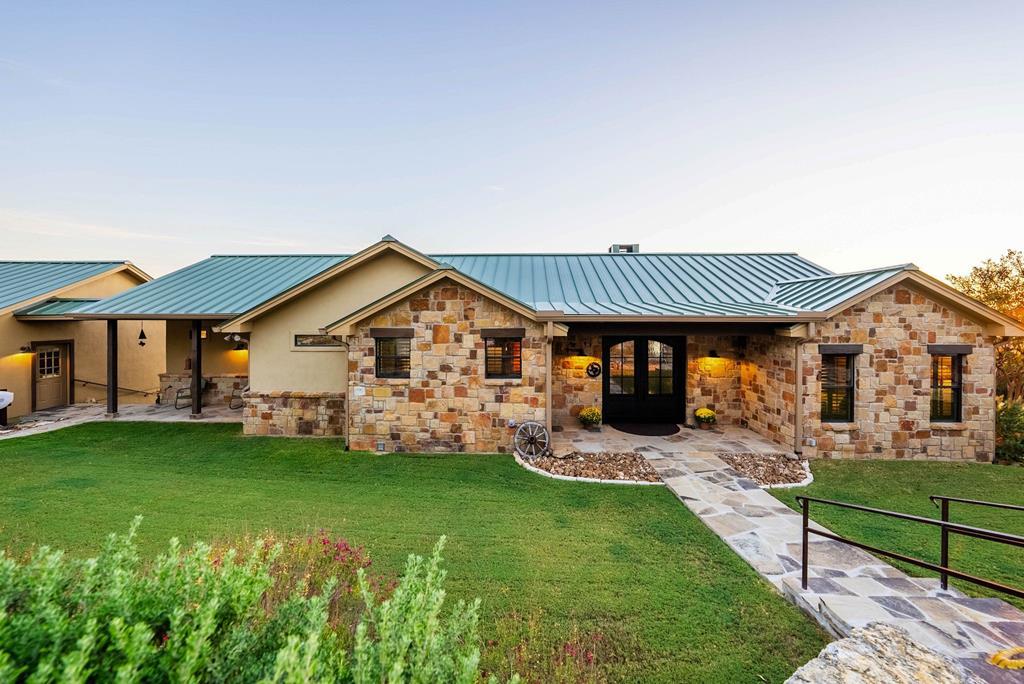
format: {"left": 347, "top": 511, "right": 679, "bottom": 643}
{"left": 608, "top": 243, "right": 639, "bottom": 254}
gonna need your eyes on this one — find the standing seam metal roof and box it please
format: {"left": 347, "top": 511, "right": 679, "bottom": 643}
{"left": 71, "top": 250, "right": 911, "bottom": 320}
{"left": 14, "top": 298, "right": 101, "bottom": 317}
{"left": 0, "top": 261, "right": 127, "bottom": 311}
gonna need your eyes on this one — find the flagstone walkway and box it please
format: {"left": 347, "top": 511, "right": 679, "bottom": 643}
{"left": 0, "top": 402, "right": 241, "bottom": 440}
{"left": 639, "top": 446, "right": 1023, "bottom": 683}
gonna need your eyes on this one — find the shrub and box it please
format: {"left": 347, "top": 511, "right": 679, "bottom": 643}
{"left": 996, "top": 400, "right": 1024, "bottom": 464}
{"left": 577, "top": 407, "right": 601, "bottom": 427}
{"left": 0, "top": 520, "right": 515, "bottom": 683}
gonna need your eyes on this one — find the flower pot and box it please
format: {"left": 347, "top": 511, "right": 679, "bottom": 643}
{"left": 585, "top": 424, "right": 602, "bottom": 432}
{"left": 698, "top": 422, "right": 713, "bottom": 430}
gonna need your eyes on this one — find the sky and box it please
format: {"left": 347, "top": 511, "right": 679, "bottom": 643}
{"left": 2, "top": 1, "right": 1022, "bottom": 279}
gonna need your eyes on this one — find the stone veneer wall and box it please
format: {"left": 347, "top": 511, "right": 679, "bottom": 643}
{"left": 741, "top": 336, "right": 798, "bottom": 447}
{"left": 346, "top": 280, "right": 547, "bottom": 453}
{"left": 160, "top": 372, "right": 249, "bottom": 406}
{"left": 686, "top": 335, "right": 743, "bottom": 425}
{"left": 242, "top": 392, "right": 345, "bottom": 436}
{"left": 551, "top": 333, "right": 602, "bottom": 428}
{"left": 801, "top": 284, "right": 996, "bottom": 461}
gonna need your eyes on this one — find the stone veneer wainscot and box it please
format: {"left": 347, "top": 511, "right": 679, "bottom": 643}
{"left": 346, "top": 280, "right": 547, "bottom": 452}
{"left": 242, "top": 391, "right": 345, "bottom": 436}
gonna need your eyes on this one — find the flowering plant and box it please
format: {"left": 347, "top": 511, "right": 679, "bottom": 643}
{"left": 694, "top": 408, "right": 717, "bottom": 424}
{"left": 578, "top": 407, "right": 602, "bottom": 427}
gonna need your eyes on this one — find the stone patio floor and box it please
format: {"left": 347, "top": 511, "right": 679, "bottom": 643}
{"left": 0, "top": 402, "right": 241, "bottom": 440}
{"left": 592, "top": 425, "right": 1024, "bottom": 682}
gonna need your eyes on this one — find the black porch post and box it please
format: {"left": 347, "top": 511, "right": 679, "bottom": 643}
{"left": 106, "top": 319, "right": 118, "bottom": 416}
{"left": 191, "top": 319, "right": 203, "bottom": 417}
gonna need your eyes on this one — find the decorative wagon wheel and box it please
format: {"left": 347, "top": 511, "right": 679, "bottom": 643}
{"left": 513, "top": 421, "right": 551, "bottom": 461}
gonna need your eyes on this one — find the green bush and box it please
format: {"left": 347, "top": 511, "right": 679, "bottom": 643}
{"left": 996, "top": 400, "right": 1024, "bottom": 464}
{"left": 0, "top": 520, "right": 512, "bottom": 683}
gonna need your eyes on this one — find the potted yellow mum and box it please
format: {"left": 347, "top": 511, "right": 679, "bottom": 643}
{"left": 694, "top": 407, "right": 717, "bottom": 430}
{"left": 578, "top": 406, "right": 602, "bottom": 431}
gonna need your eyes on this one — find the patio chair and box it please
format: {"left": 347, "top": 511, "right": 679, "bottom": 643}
{"left": 229, "top": 384, "right": 249, "bottom": 410}
{"left": 174, "top": 378, "right": 209, "bottom": 410}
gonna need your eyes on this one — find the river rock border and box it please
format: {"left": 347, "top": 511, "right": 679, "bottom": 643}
{"left": 513, "top": 452, "right": 666, "bottom": 486}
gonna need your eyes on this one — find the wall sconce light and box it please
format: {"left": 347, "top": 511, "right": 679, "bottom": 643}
{"left": 233, "top": 342, "right": 247, "bottom": 351}
{"left": 19, "top": 345, "right": 32, "bottom": 353}
{"left": 708, "top": 349, "right": 719, "bottom": 358}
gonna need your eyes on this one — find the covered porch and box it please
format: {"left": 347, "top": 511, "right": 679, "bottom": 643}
{"left": 552, "top": 423, "right": 793, "bottom": 458}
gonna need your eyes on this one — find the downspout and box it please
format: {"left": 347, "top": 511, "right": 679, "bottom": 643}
{"left": 545, "top": 321, "right": 554, "bottom": 436}
{"left": 343, "top": 337, "right": 352, "bottom": 451}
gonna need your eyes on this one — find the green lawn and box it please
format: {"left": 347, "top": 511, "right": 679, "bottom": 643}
{"left": 0, "top": 423, "right": 825, "bottom": 683}
{"left": 771, "top": 460, "right": 1024, "bottom": 610}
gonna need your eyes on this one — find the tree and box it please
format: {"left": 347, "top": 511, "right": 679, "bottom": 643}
{"left": 948, "top": 250, "right": 1024, "bottom": 402}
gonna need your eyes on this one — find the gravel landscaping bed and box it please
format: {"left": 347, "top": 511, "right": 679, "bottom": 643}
{"left": 717, "top": 452, "right": 809, "bottom": 486}
{"left": 531, "top": 452, "right": 662, "bottom": 482}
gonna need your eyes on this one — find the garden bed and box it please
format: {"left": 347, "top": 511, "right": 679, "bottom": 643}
{"left": 717, "top": 452, "right": 810, "bottom": 486}
{"left": 530, "top": 452, "right": 662, "bottom": 483}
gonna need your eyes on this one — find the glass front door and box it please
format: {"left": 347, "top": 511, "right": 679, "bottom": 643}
{"left": 602, "top": 336, "right": 684, "bottom": 423}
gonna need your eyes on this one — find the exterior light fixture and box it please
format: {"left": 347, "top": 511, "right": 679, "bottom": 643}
{"left": 708, "top": 349, "right": 719, "bottom": 358}
{"left": 233, "top": 342, "right": 247, "bottom": 351}
{"left": 19, "top": 345, "right": 32, "bottom": 353}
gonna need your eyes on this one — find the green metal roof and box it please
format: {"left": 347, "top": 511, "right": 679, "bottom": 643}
{"left": 71, "top": 244, "right": 914, "bottom": 321}
{"left": 15, "top": 298, "right": 100, "bottom": 317}
{"left": 435, "top": 253, "right": 830, "bottom": 315}
{"left": 73, "top": 255, "right": 349, "bottom": 317}
{"left": 0, "top": 261, "right": 126, "bottom": 311}
{"left": 768, "top": 265, "right": 912, "bottom": 311}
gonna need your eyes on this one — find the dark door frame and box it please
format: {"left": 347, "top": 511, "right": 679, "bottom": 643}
{"left": 29, "top": 339, "right": 75, "bottom": 412}
{"left": 601, "top": 335, "right": 685, "bottom": 423}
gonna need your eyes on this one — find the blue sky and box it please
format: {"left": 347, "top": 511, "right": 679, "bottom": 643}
{"left": 2, "top": 1, "right": 1022, "bottom": 277}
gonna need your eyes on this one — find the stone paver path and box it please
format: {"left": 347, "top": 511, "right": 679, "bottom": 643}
{"left": 641, "top": 445, "right": 1024, "bottom": 683}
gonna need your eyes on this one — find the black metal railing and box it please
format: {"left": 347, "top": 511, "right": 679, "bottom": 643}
{"left": 929, "top": 495, "right": 1024, "bottom": 590}
{"left": 796, "top": 495, "right": 1024, "bottom": 600}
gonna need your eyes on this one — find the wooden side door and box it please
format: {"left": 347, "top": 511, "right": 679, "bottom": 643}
{"left": 35, "top": 345, "right": 67, "bottom": 410}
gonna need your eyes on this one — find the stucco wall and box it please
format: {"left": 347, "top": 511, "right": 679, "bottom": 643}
{"left": 247, "top": 250, "right": 431, "bottom": 394}
{"left": 164, "top": 319, "right": 250, "bottom": 378}
{"left": 346, "top": 279, "right": 547, "bottom": 452}
{"left": 0, "top": 269, "right": 166, "bottom": 419}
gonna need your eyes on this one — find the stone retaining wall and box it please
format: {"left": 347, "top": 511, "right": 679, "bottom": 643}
{"left": 242, "top": 392, "right": 345, "bottom": 436}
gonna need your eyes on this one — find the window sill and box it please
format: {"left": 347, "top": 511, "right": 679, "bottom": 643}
{"left": 821, "top": 422, "right": 859, "bottom": 431}
{"left": 484, "top": 378, "right": 522, "bottom": 385}
{"left": 930, "top": 422, "right": 966, "bottom": 430}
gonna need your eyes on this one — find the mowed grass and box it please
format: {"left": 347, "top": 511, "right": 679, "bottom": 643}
{"left": 771, "top": 460, "right": 1024, "bottom": 610}
{"left": 0, "top": 422, "right": 826, "bottom": 682}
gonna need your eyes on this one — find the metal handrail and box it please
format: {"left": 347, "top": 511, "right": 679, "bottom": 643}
{"left": 74, "top": 378, "right": 158, "bottom": 397}
{"left": 929, "top": 495, "right": 1024, "bottom": 590}
{"left": 796, "top": 495, "right": 1024, "bottom": 600}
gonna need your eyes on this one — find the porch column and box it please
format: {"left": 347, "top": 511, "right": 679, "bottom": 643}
{"left": 545, "top": 322, "right": 553, "bottom": 436}
{"left": 191, "top": 319, "right": 203, "bottom": 417}
{"left": 106, "top": 319, "right": 118, "bottom": 417}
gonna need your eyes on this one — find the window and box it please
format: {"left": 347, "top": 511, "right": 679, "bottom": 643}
{"left": 646, "top": 340, "right": 673, "bottom": 395}
{"left": 485, "top": 338, "right": 522, "bottom": 378}
{"left": 375, "top": 337, "right": 411, "bottom": 378}
{"left": 931, "top": 355, "right": 962, "bottom": 422}
{"left": 608, "top": 340, "right": 635, "bottom": 395}
{"left": 821, "top": 354, "right": 855, "bottom": 422}
{"left": 294, "top": 334, "right": 344, "bottom": 348}
{"left": 37, "top": 349, "right": 61, "bottom": 378}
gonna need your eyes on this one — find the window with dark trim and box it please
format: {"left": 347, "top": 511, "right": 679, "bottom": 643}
{"left": 485, "top": 338, "right": 522, "bottom": 379}
{"left": 294, "top": 334, "right": 344, "bottom": 348}
{"left": 930, "top": 354, "right": 962, "bottom": 422}
{"left": 821, "top": 354, "right": 855, "bottom": 422}
{"left": 375, "top": 337, "right": 411, "bottom": 378}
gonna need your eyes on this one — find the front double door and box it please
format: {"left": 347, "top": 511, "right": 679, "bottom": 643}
{"left": 602, "top": 336, "right": 685, "bottom": 423}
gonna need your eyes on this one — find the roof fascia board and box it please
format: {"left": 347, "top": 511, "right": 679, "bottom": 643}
{"left": 0, "top": 263, "right": 147, "bottom": 317}
{"left": 218, "top": 240, "right": 440, "bottom": 331}
{"left": 324, "top": 270, "right": 541, "bottom": 335}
